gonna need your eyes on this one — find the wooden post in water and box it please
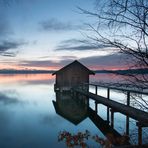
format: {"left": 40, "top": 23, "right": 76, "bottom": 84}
{"left": 126, "top": 91, "right": 130, "bottom": 135}
{"left": 107, "top": 88, "right": 110, "bottom": 123}
{"left": 95, "top": 101, "right": 98, "bottom": 113}
{"left": 136, "top": 122, "right": 143, "bottom": 146}
{"left": 138, "top": 123, "right": 142, "bottom": 146}
{"left": 111, "top": 109, "right": 114, "bottom": 128}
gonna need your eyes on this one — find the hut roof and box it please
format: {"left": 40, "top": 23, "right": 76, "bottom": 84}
{"left": 52, "top": 60, "right": 95, "bottom": 75}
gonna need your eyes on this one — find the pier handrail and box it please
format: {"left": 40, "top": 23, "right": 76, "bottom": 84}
{"left": 83, "top": 83, "right": 148, "bottom": 95}
{"left": 72, "top": 88, "right": 148, "bottom": 124}
{"left": 72, "top": 82, "right": 148, "bottom": 145}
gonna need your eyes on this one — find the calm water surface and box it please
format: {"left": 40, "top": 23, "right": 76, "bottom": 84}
{"left": 0, "top": 74, "right": 147, "bottom": 147}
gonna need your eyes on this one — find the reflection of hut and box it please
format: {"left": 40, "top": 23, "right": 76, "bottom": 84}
{"left": 52, "top": 60, "right": 95, "bottom": 91}
{"left": 53, "top": 92, "right": 88, "bottom": 125}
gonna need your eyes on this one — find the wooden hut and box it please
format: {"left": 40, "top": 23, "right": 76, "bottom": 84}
{"left": 52, "top": 60, "right": 95, "bottom": 91}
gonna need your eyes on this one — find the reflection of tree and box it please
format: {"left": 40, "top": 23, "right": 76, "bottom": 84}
{"left": 58, "top": 130, "right": 129, "bottom": 148}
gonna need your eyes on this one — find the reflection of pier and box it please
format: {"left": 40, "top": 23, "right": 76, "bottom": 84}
{"left": 88, "top": 107, "right": 130, "bottom": 145}
{"left": 72, "top": 83, "right": 148, "bottom": 146}
{"left": 53, "top": 92, "right": 131, "bottom": 146}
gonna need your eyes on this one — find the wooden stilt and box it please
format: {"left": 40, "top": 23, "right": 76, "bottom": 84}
{"left": 107, "top": 88, "right": 110, "bottom": 123}
{"left": 95, "top": 101, "right": 98, "bottom": 113}
{"left": 126, "top": 116, "right": 129, "bottom": 135}
{"left": 138, "top": 125, "right": 142, "bottom": 146}
{"left": 136, "top": 122, "right": 143, "bottom": 146}
{"left": 111, "top": 109, "right": 114, "bottom": 128}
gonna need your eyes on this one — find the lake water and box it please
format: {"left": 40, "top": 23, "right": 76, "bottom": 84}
{"left": 0, "top": 74, "right": 147, "bottom": 148}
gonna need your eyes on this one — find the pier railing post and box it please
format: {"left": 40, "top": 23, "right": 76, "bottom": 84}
{"left": 107, "top": 88, "right": 110, "bottom": 123}
{"left": 126, "top": 91, "right": 130, "bottom": 135}
{"left": 95, "top": 85, "right": 97, "bottom": 95}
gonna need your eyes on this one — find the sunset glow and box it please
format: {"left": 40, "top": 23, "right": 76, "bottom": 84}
{"left": 0, "top": 0, "right": 132, "bottom": 71}
{"left": 0, "top": 73, "right": 55, "bottom": 84}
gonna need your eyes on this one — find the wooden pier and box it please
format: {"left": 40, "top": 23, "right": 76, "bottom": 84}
{"left": 72, "top": 83, "right": 148, "bottom": 146}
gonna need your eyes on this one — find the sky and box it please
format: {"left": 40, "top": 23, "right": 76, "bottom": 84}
{"left": 0, "top": 0, "right": 130, "bottom": 70}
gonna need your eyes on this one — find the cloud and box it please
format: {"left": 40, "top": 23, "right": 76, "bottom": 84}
{"left": 55, "top": 38, "right": 112, "bottom": 51}
{"left": 60, "top": 56, "right": 77, "bottom": 59}
{"left": 0, "top": 41, "right": 20, "bottom": 51}
{"left": 0, "top": 17, "right": 24, "bottom": 57}
{"left": 79, "top": 53, "right": 132, "bottom": 69}
{"left": 19, "top": 55, "right": 77, "bottom": 68}
{"left": 18, "top": 53, "right": 131, "bottom": 70}
{"left": 40, "top": 18, "right": 80, "bottom": 31}
{"left": 59, "top": 39, "right": 83, "bottom": 45}
{"left": 38, "top": 55, "right": 77, "bottom": 60}
{"left": 0, "top": 40, "right": 25, "bottom": 56}
{"left": 18, "top": 59, "right": 74, "bottom": 69}
{"left": 0, "top": 14, "right": 26, "bottom": 57}
{"left": 0, "top": 52, "right": 17, "bottom": 57}
{"left": 56, "top": 45, "right": 100, "bottom": 51}
{"left": 19, "top": 60, "right": 58, "bottom": 68}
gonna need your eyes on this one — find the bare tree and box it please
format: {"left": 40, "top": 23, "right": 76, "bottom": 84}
{"left": 79, "top": 0, "right": 148, "bottom": 88}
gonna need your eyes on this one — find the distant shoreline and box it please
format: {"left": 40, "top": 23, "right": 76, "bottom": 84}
{"left": 0, "top": 68, "right": 148, "bottom": 74}
{"left": 0, "top": 70, "right": 55, "bottom": 74}
{"left": 94, "top": 68, "right": 148, "bottom": 74}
